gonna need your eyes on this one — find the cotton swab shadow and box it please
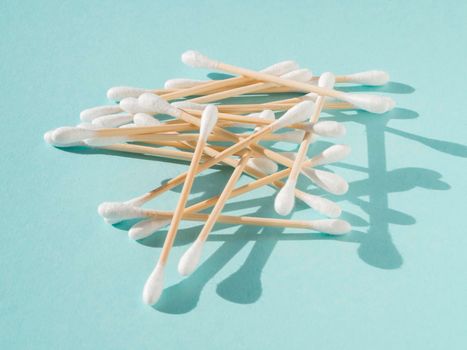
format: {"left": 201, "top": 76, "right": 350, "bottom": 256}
{"left": 336, "top": 81, "right": 415, "bottom": 94}
{"left": 385, "top": 126, "right": 467, "bottom": 158}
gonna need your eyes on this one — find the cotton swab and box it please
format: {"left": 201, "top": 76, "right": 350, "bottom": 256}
{"left": 181, "top": 50, "right": 395, "bottom": 113}
{"left": 164, "top": 69, "right": 389, "bottom": 92}
{"left": 275, "top": 72, "right": 335, "bottom": 216}
{"left": 100, "top": 202, "right": 351, "bottom": 234}
{"left": 142, "top": 104, "right": 218, "bottom": 305}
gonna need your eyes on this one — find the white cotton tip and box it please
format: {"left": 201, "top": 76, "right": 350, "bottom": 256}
{"left": 133, "top": 113, "right": 160, "bottom": 126}
{"left": 52, "top": 126, "right": 96, "bottom": 144}
{"left": 119, "top": 123, "right": 139, "bottom": 128}
{"left": 138, "top": 93, "right": 181, "bottom": 117}
{"left": 272, "top": 101, "right": 315, "bottom": 130}
{"left": 107, "top": 86, "right": 150, "bottom": 101}
{"left": 341, "top": 94, "right": 395, "bottom": 114}
{"left": 302, "top": 169, "right": 349, "bottom": 195}
{"left": 247, "top": 157, "right": 278, "bottom": 175}
{"left": 142, "top": 263, "right": 165, "bottom": 305}
{"left": 92, "top": 113, "right": 133, "bottom": 128}
{"left": 297, "top": 193, "right": 341, "bottom": 218}
{"left": 310, "top": 219, "right": 351, "bottom": 235}
{"left": 345, "top": 70, "right": 390, "bottom": 86}
{"left": 258, "top": 109, "right": 275, "bottom": 121}
{"left": 199, "top": 104, "right": 218, "bottom": 140}
{"left": 178, "top": 239, "right": 205, "bottom": 276}
{"left": 128, "top": 218, "right": 171, "bottom": 240}
{"left": 171, "top": 101, "right": 207, "bottom": 111}
{"left": 303, "top": 92, "right": 339, "bottom": 103}
{"left": 164, "top": 78, "right": 205, "bottom": 89}
{"left": 318, "top": 72, "right": 336, "bottom": 89}
{"left": 281, "top": 69, "right": 313, "bottom": 82}
{"left": 181, "top": 50, "right": 219, "bottom": 69}
{"left": 118, "top": 97, "right": 151, "bottom": 115}
{"left": 80, "top": 105, "right": 122, "bottom": 122}
{"left": 97, "top": 201, "right": 146, "bottom": 222}
{"left": 261, "top": 60, "right": 299, "bottom": 76}
{"left": 84, "top": 136, "right": 128, "bottom": 147}
{"left": 44, "top": 129, "right": 84, "bottom": 147}
{"left": 312, "top": 121, "right": 346, "bottom": 138}
{"left": 279, "top": 130, "right": 305, "bottom": 143}
{"left": 274, "top": 179, "right": 297, "bottom": 216}
{"left": 312, "top": 144, "right": 351, "bottom": 166}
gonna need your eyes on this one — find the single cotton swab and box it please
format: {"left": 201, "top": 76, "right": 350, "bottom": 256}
{"left": 142, "top": 104, "right": 218, "bottom": 305}
{"left": 275, "top": 72, "right": 335, "bottom": 216}
{"left": 181, "top": 50, "right": 395, "bottom": 113}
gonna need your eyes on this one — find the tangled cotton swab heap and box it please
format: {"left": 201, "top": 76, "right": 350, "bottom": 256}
{"left": 44, "top": 50, "right": 395, "bottom": 306}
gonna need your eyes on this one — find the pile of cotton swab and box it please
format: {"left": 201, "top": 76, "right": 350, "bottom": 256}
{"left": 44, "top": 50, "right": 394, "bottom": 305}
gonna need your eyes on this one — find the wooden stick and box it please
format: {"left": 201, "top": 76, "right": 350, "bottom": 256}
{"left": 144, "top": 209, "right": 327, "bottom": 231}
{"left": 98, "top": 143, "right": 205, "bottom": 162}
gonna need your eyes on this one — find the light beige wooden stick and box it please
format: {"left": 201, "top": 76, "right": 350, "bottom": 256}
{"left": 274, "top": 73, "right": 333, "bottom": 216}
{"left": 143, "top": 209, "right": 348, "bottom": 233}
{"left": 141, "top": 105, "right": 219, "bottom": 305}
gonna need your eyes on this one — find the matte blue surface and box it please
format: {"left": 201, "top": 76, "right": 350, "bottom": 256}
{"left": 1, "top": 1, "right": 466, "bottom": 349}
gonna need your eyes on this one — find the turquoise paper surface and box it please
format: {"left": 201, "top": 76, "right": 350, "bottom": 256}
{"left": 1, "top": 1, "right": 466, "bottom": 349}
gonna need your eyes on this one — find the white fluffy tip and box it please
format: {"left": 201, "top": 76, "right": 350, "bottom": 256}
{"left": 80, "top": 105, "right": 122, "bottom": 122}
{"left": 178, "top": 239, "right": 205, "bottom": 276}
{"left": 342, "top": 94, "right": 395, "bottom": 114}
{"left": 199, "top": 104, "right": 218, "bottom": 140}
{"left": 97, "top": 201, "right": 145, "bottom": 222}
{"left": 181, "top": 50, "right": 218, "bottom": 69}
{"left": 171, "top": 101, "right": 207, "bottom": 111}
{"left": 261, "top": 60, "right": 299, "bottom": 76}
{"left": 142, "top": 264, "right": 164, "bottom": 305}
{"left": 310, "top": 219, "right": 351, "bottom": 235}
{"left": 129, "top": 218, "right": 170, "bottom": 240}
{"left": 138, "top": 93, "right": 180, "bottom": 117}
{"left": 52, "top": 126, "right": 95, "bottom": 144}
{"left": 312, "top": 121, "right": 346, "bottom": 138}
{"left": 314, "top": 144, "right": 351, "bottom": 166}
{"left": 273, "top": 101, "right": 314, "bottom": 130}
{"left": 298, "top": 193, "right": 341, "bottom": 218}
{"left": 274, "top": 180, "right": 296, "bottom": 216}
{"left": 318, "top": 72, "right": 336, "bottom": 89}
{"left": 247, "top": 157, "right": 278, "bottom": 175}
{"left": 346, "top": 70, "right": 390, "bottom": 86}
{"left": 164, "top": 78, "right": 205, "bottom": 89}
{"left": 133, "top": 113, "right": 160, "bottom": 126}
{"left": 107, "top": 86, "right": 149, "bottom": 101}
{"left": 281, "top": 68, "right": 313, "bottom": 82}
{"left": 302, "top": 169, "right": 349, "bottom": 195}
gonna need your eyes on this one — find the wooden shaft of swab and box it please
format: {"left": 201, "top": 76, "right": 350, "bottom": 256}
{"left": 188, "top": 81, "right": 281, "bottom": 104}
{"left": 96, "top": 122, "right": 195, "bottom": 137}
{"left": 158, "top": 138, "right": 207, "bottom": 265}
{"left": 146, "top": 210, "right": 321, "bottom": 230}
{"left": 98, "top": 143, "right": 205, "bottom": 161}
{"left": 161, "top": 76, "right": 254, "bottom": 101}
{"left": 216, "top": 62, "right": 344, "bottom": 98}
{"left": 197, "top": 151, "right": 252, "bottom": 242}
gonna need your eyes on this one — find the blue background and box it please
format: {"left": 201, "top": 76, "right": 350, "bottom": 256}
{"left": 1, "top": 1, "right": 466, "bottom": 349}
